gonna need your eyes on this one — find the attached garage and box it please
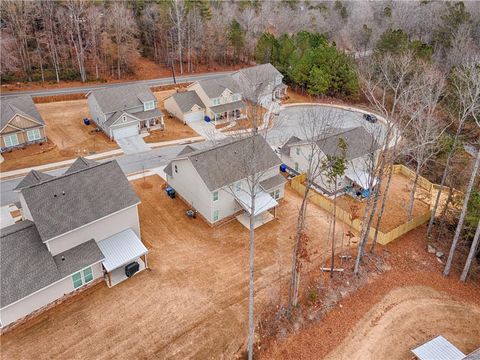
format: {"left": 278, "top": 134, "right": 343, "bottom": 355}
{"left": 111, "top": 124, "right": 138, "bottom": 139}
{"left": 184, "top": 109, "right": 204, "bottom": 123}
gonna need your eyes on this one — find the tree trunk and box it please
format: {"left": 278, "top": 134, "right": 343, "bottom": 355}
{"left": 354, "top": 187, "right": 375, "bottom": 274}
{"left": 460, "top": 220, "right": 480, "bottom": 282}
{"left": 444, "top": 149, "right": 480, "bottom": 276}
{"left": 371, "top": 164, "right": 394, "bottom": 252}
{"left": 427, "top": 118, "right": 466, "bottom": 237}
{"left": 407, "top": 167, "right": 420, "bottom": 221}
{"left": 331, "top": 182, "right": 337, "bottom": 277}
{"left": 247, "top": 193, "right": 256, "bottom": 360}
{"left": 440, "top": 186, "right": 454, "bottom": 220}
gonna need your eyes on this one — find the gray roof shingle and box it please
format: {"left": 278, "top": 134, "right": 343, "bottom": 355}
{"left": 89, "top": 84, "right": 156, "bottom": 114}
{"left": 260, "top": 174, "right": 287, "bottom": 191}
{"left": 167, "top": 135, "right": 281, "bottom": 191}
{"left": 53, "top": 239, "right": 105, "bottom": 278}
{"left": 64, "top": 157, "right": 99, "bottom": 175}
{"left": 1, "top": 221, "right": 60, "bottom": 307}
{"left": 171, "top": 91, "right": 206, "bottom": 112}
{"left": 316, "top": 127, "right": 379, "bottom": 160}
{"left": 1, "top": 221, "right": 106, "bottom": 308}
{"left": 21, "top": 160, "right": 140, "bottom": 242}
{"left": 196, "top": 75, "right": 241, "bottom": 98}
{"left": 236, "top": 63, "right": 282, "bottom": 86}
{"left": 1, "top": 96, "right": 45, "bottom": 130}
{"left": 13, "top": 170, "right": 55, "bottom": 191}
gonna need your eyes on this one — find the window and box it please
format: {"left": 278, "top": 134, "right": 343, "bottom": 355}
{"left": 3, "top": 133, "right": 19, "bottom": 148}
{"left": 296, "top": 147, "right": 300, "bottom": 156}
{"left": 212, "top": 98, "right": 220, "bottom": 106}
{"left": 213, "top": 210, "right": 219, "bottom": 222}
{"left": 144, "top": 101, "right": 155, "bottom": 111}
{"left": 27, "top": 128, "right": 41, "bottom": 141}
{"left": 235, "top": 181, "right": 241, "bottom": 191}
{"left": 174, "top": 165, "right": 178, "bottom": 173}
{"left": 213, "top": 191, "right": 219, "bottom": 201}
{"left": 72, "top": 266, "right": 94, "bottom": 289}
{"left": 275, "top": 76, "right": 282, "bottom": 85}
{"left": 295, "top": 162, "right": 299, "bottom": 172}
{"left": 233, "top": 94, "right": 241, "bottom": 102}
{"left": 275, "top": 189, "right": 280, "bottom": 200}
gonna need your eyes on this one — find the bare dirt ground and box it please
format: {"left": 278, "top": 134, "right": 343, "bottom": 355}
{"left": 323, "top": 286, "right": 480, "bottom": 360}
{"left": 0, "top": 176, "right": 353, "bottom": 360}
{"left": 335, "top": 172, "right": 431, "bottom": 232}
{"left": 259, "top": 225, "right": 480, "bottom": 360}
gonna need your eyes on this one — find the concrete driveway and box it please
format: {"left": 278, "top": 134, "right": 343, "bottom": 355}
{"left": 116, "top": 135, "right": 151, "bottom": 154}
{"left": 188, "top": 120, "right": 227, "bottom": 141}
{"left": 267, "top": 104, "right": 387, "bottom": 148}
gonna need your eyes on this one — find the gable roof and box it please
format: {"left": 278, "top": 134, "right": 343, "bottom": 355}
{"left": 1, "top": 96, "right": 44, "bottom": 130}
{"left": 171, "top": 91, "right": 206, "bottom": 112}
{"left": 64, "top": 157, "right": 99, "bottom": 175}
{"left": 1, "top": 221, "right": 59, "bottom": 308}
{"left": 89, "top": 84, "right": 156, "bottom": 114}
{"left": 14, "top": 170, "right": 55, "bottom": 191}
{"left": 21, "top": 160, "right": 140, "bottom": 242}
{"left": 285, "top": 127, "right": 379, "bottom": 161}
{"left": 166, "top": 135, "right": 281, "bottom": 191}
{"left": 236, "top": 63, "right": 283, "bottom": 85}
{"left": 196, "top": 75, "right": 241, "bottom": 98}
{"left": 1, "top": 220, "right": 104, "bottom": 308}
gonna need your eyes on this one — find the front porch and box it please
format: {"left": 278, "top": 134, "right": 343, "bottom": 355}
{"left": 273, "top": 84, "right": 288, "bottom": 100}
{"left": 210, "top": 101, "right": 246, "bottom": 125}
{"left": 137, "top": 108, "right": 165, "bottom": 133}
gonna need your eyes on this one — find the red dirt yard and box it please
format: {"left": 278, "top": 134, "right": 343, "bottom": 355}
{"left": 0, "top": 176, "right": 354, "bottom": 360}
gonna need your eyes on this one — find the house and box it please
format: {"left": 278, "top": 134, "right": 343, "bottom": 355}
{"left": 164, "top": 135, "right": 286, "bottom": 228}
{"left": 411, "top": 335, "right": 480, "bottom": 360}
{"left": 164, "top": 90, "right": 206, "bottom": 124}
{"left": 1, "top": 158, "right": 148, "bottom": 328}
{"left": 87, "top": 84, "right": 164, "bottom": 140}
{"left": 280, "top": 126, "right": 381, "bottom": 197}
{"left": 1, "top": 95, "right": 47, "bottom": 152}
{"left": 186, "top": 75, "right": 247, "bottom": 124}
{"left": 164, "top": 63, "right": 287, "bottom": 125}
{"left": 232, "top": 63, "right": 287, "bottom": 107}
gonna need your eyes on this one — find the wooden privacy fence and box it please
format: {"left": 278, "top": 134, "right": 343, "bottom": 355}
{"left": 290, "top": 169, "right": 434, "bottom": 246}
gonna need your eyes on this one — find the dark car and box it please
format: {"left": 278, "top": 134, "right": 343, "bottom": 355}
{"left": 363, "top": 113, "right": 378, "bottom": 123}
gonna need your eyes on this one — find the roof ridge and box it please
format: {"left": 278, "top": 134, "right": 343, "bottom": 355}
{"left": 22, "top": 160, "right": 113, "bottom": 190}
{"left": 186, "top": 136, "right": 252, "bottom": 158}
{"left": 0, "top": 220, "right": 35, "bottom": 237}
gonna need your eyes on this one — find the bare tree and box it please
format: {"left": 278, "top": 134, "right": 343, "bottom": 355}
{"left": 427, "top": 57, "right": 480, "bottom": 237}
{"left": 286, "top": 108, "right": 340, "bottom": 311}
{"left": 444, "top": 148, "right": 480, "bottom": 276}
{"left": 169, "top": 0, "right": 185, "bottom": 74}
{"left": 461, "top": 219, "right": 480, "bottom": 282}
{"left": 65, "top": 0, "right": 88, "bottom": 82}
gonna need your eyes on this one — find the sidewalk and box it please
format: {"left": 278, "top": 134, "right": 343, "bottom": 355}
{"left": 0, "top": 136, "right": 204, "bottom": 180}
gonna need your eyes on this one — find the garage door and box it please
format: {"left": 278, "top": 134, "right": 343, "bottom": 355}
{"left": 184, "top": 110, "right": 204, "bottom": 123}
{"left": 112, "top": 124, "right": 138, "bottom": 139}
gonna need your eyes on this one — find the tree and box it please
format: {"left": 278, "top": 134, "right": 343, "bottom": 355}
{"left": 65, "top": 0, "right": 88, "bottom": 82}
{"left": 228, "top": 19, "right": 245, "bottom": 63}
{"left": 427, "top": 57, "right": 480, "bottom": 237}
{"left": 444, "top": 148, "right": 480, "bottom": 276}
{"left": 287, "top": 108, "right": 340, "bottom": 311}
{"left": 461, "top": 219, "right": 480, "bottom": 282}
{"left": 169, "top": 0, "right": 185, "bottom": 74}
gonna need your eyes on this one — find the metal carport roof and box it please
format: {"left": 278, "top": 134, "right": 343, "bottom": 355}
{"left": 97, "top": 228, "right": 148, "bottom": 272}
{"left": 411, "top": 336, "right": 466, "bottom": 360}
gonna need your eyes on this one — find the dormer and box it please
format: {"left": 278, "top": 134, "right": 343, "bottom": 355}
{"left": 143, "top": 100, "right": 155, "bottom": 111}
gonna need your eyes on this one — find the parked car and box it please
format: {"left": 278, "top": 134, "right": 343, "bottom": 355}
{"left": 363, "top": 113, "right": 378, "bottom": 123}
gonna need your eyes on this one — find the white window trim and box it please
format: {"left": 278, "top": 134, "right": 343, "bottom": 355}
{"left": 3, "top": 133, "right": 19, "bottom": 147}
{"left": 212, "top": 98, "right": 220, "bottom": 106}
{"left": 144, "top": 101, "right": 155, "bottom": 111}
{"left": 27, "top": 128, "right": 41, "bottom": 141}
{"left": 72, "top": 265, "right": 94, "bottom": 289}
{"left": 213, "top": 210, "right": 219, "bottom": 222}
{"left": 213, "top": 191, "right": 219, "bottom": 202}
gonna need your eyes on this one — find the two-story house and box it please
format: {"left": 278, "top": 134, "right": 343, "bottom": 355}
{"left": 87, "top": 84, "right": 164, "bottom": 140}
{"left": 1, "top": 158, "right": 148, "bottom": 328}
{"left": 164, "top": 135, "right": 286, "bottom": 228}
{"left": 164, "top": 63, "right": 287, "bottom": 125}
{"left": 1, "top": 96, "right": 47, "bottom": 152}
{"left": 280, "top": 126, "right": 381, "bottom": 198}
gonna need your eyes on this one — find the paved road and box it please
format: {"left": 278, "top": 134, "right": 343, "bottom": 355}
{"left": 0, "top": 71, "right": 234, "bottom": 99}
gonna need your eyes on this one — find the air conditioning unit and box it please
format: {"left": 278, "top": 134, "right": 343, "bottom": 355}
{"left": 125, "top": 262, "right": 140, "bottom": 278}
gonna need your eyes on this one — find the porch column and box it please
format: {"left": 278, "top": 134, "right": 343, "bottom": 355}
{"left": 144, "top": 254, "right": 148, "bottom": 269}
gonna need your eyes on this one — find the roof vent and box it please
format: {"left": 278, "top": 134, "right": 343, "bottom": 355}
{"left": 54, "top": 194, "right": 57, "bottom": 198}
{"left": 62, "top": 191, "right": 65, "bottom": 196}
{"left": 61, "top": 256, "right": 65, "bottom": 261}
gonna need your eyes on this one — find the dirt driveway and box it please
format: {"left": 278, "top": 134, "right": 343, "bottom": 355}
{"left": 0, "top": 176, "right": 351, "bottom": 360}
{"left": 323, "top": 286, "right": 480, "bottom": 360}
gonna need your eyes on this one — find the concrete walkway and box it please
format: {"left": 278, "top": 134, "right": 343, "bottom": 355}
{"left": 0, "top": 136, "right": 204, "bottom": 180}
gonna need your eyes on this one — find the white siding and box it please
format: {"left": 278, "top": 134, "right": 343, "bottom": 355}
{"left": 164, "top": 97, "right": 184, "bottom": 121}
{"left": 87, "top": 95, "right": 103, "bottom": 125}
{"left": 0, "top": 262, "right": 103, "bottom": 327}
{"left": 166, "top": 159, "right": 213, "bottom": 222}
{"left": 46, "top": 206, "right": 140, "bottom": 256}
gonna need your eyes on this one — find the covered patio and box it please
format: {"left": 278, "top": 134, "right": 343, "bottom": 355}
{"left": 344, "top": 168, "right": 378, "bottom": 200}
{"left": 210, "top": 101, "right": 246, "bottom": 124}
{"left": 234, "top": 189, "right": 278, "bottom": 229}
{"left": 97, "top": 228, "right": 149, "bottom": 287}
